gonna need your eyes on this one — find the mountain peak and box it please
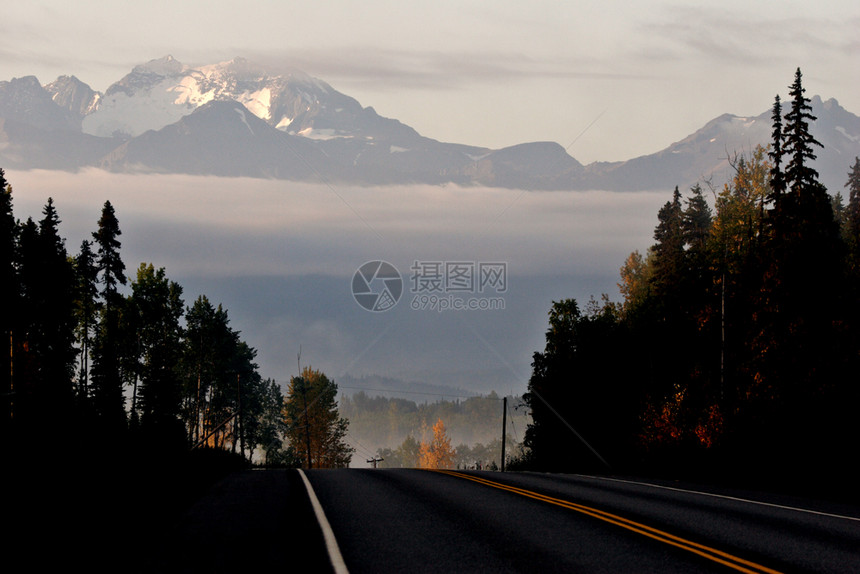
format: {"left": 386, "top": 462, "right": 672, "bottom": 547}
{"left": 3, "top": 57, "right": 858, "bottom": 191}
{"left": 132, "top": 55, "right": 185, "bottom": 77}
{"left": 44, "top": 75, "right": 99, "bottom": 117}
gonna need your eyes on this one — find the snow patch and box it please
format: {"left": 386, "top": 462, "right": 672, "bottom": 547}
{"left": 235, "top": 108, "right": 254, "bottom": 135}
{"left": 170, "top": 75, "right": 215, "bottom": 107}
{"left": 298, "top": 127, "right": 344, "bottom": 140}
{"left": 276, "top": 116, "right": 293, "bottom": 130}
{"left": 237, "top": 88, "right": 272, "bottom": 120}
{"left": 83, "top": 77, "right": 191, "bottom": 137}
{"left": 709, "top": 138, "right": 717, "bottom": 143}
{"left": 389, "top": 145, "right": 409, "bottom": 153}
{"left": 836, "top": 126, "right": 859, "bottom": 143}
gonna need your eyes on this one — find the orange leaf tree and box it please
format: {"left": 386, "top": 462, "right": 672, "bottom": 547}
{"left": 418, "top": 418, "right": 455, "bottom": 469}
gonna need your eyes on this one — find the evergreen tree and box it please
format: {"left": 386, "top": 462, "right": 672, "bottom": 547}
{"left": 681, "top": 184, "right": 714, "bottom": 314}
{"left": 283, "top": 366, "right": 353, "bottom": 468}
{"left": 745, "top": 70, "right": 846, "bottom": 472}
{"left": 12, "top": 201, "right": 77, "bottom": 434}
{"left": 783, "top": 68, "right": 823, "bottom": 197}
{"left": 89, "top": 201, "right": 127, "bottom": 431}
{"left": 0, "top": 170, "right": 17, "bottom": 428}
{"left": 34, "top": 199, "right": 77, "bottom": 414}
{"left": 73, "top": 240, "right": 99, "bottom": 399}
{"left": 767, "top": 95, "right": 786, "bottom": 210}
{"left": 92, "top": 201, "right": 126, "bottom": 302}
{"left": 845, "top": 157, "right": 860, "bottom": 269}
{"left": 682, "top": 184, "right": 713, "bottom": 253}
{"left": 523, "top": 298, "right": 635, "bottom": 472}
{"left": 650, "top": 186, "right": 684, "bottom": 299}
{"left": 254, "top": 378, "right": 288, "bottom": 465}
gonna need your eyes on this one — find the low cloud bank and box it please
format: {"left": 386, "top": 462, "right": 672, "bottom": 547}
{"left": 9, "top": 169, "right": 668, "bottom": 279}
{"left": 8, "top": 169, "right": 671, "bottom": 391}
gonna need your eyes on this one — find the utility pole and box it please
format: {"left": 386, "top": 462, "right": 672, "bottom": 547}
{"left": 501, "top": 396, "right": 507, "bottom": 472}
{"left": 9, "top": 331, "right": 13, "bottom": 421}
{"left": 237, "top": 373, "right": 243, "bottom": 460}
{"left": 297, "top": 345, "right": 311, "bottom": 468}
{"left": 367, "top": 456, "right": 384, "bottom": 468}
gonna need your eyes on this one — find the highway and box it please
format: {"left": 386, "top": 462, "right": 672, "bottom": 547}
{"left": 151, "top": 468, "right": 860, "bottom": 573}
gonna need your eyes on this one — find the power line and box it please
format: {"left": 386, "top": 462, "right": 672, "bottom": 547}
{"left": 338, "top": 385, "right": 505, "bottom": 401}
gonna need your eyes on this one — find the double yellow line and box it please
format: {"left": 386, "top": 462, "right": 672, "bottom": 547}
{"left": 435, "top": 470, "right": 782, "bottom": 574}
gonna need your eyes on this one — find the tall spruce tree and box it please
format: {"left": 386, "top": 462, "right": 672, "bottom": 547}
{"left": 35, "top": 200, "right": 77, "bottom": 416}
{"left": 12, "top": 201, "right": 77, "bottom": 434}
{"left": 751, "top": 69, "right": 847, "bottom": 471}
{"left": 845, "top": 157, "right": 860, "bottom": 268}
{"left": 1, "top": 170, "right": 17, "bottom": 429}
{"left": 74, "top": 240, "right": 100, "bottom": 399}
{"left": 767, "top": 95, "right": 786, "bottom": 210}
{"left": 651, "top": 186, "right": 685, "bottom": 301}
{"left": 784, "top": 68, "right": 824, "bottom": 197}
{"left": 89, "top": 201, "right": 128, "bottom": 431}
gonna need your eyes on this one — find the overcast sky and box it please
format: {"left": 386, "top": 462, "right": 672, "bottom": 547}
{"left": 3, "top": 0, "right": 858, "bottom": 163}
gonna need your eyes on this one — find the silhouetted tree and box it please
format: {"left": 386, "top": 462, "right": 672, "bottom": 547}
{"left": 523, "top": 298, "right": 637, "bottom": 472}
{"left": 784, "top": 68, "right": 824, "bottom": 198}
{"left": 128, "top": 263, "right": 185, "bottom": 445}
{"left": 845, "top": 157, "right": 860, "bottom": 272}
{"left": 182, "top": 295, "right": 235, "bottom": 446}
{"left": 74, "top": 240, "right": 99, "bottom": 400}
{"left": 12, "top": 201, "right": 78, "bottom": 435}
{"left": 650, "top": 186, "right": 685, "bottom": 302}
{"left": 767, "top": 95, "right": 786, "bottom": 210}
{"left": 283, "top": 367, "right": 353, "bottom": 468}
{"left": 89, "top": 201, "right": 128, "bottom": 432}
{"left": 1, "top": 170, "right": 17, "bottom": 430}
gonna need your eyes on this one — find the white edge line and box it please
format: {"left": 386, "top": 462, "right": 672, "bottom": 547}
{"left": 578, "top": 474, "right": 860, "bottom": 523}
{"left": 298, "top": 469, "right": 350, "bottom": 574}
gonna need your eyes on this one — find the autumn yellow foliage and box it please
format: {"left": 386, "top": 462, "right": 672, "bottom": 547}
{"left": 418, "top": 418, "right": 455, "bottom": 469}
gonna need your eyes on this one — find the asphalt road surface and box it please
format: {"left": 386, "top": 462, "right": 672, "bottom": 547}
{"left": 150, "top": 468, "right": 860, "bottom": 573}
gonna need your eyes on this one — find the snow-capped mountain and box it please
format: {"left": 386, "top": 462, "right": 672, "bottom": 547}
{"left": 1, "top": 55, "right": 859, "bottom": 192}
{"left": 85, "top": 56, "right": 312, "bottom": 138}
{"left": 45, "top": 76, "right": 100, "bottom": 118}
{"left": 0, "top": 75, "right": 82, "bottom": 132}
{"left": 578, "top": 96, "right": 860, "bottom": 194}
{"left": 80, "top": 55, "right": 418, "bottom": 143}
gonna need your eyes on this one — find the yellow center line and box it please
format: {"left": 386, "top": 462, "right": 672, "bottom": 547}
{"left": 433, "top": 470, "right": 783, "bottom": 574}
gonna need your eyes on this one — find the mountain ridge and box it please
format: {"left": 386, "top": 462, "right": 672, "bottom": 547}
{"left": 2, "top": 56, "right": 858, "bottom": 193}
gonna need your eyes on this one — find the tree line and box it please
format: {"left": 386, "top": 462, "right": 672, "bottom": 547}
{"left": 523, "top": 69, "right": 860, "bottom": 491}
{"left": 340, "top": 390, "right": 528, "bottom": 452}
{"left": 1, "top": 180, "right": 289, "bottom": 462}
{"left": 374, "top": 416, "right": 523, "bottom": 470}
